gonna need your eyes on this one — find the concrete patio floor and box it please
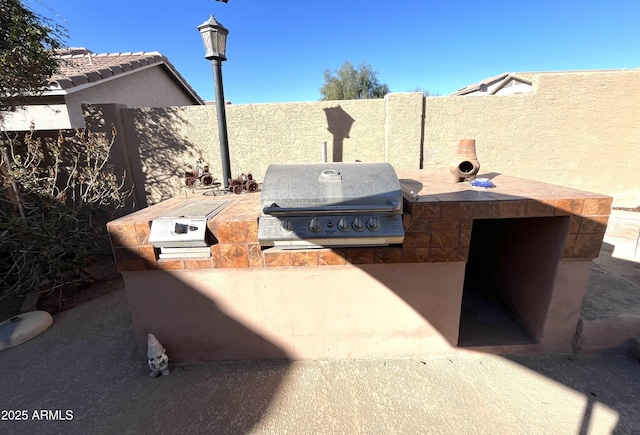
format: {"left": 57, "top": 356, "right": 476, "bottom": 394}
{"left": 577, "top": 210, "right": 640, "bottom": 353}
{"left": 1, "top": 211, "right": 640, "bottom": 434}
{"left": 1, "top": 283, "right": 639, "bottom": 434}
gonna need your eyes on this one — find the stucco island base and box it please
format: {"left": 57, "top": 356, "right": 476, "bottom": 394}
{"left": 123, "top": 262, "right": 466, "bottom": 361}
{"left": 123, "top": 258, "right": 593, "bottom": 361}
{"left": 110, "top": 171, "right": 611, "bottom": 361}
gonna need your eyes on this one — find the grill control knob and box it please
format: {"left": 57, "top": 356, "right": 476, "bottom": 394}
{"left": 309, "top": 218, "right": 322, "bottom": 233}
{"left": 352, "top": 217, "right": 365, "bottom": 232}
{"left": 280, "top": 219, "right": 293, "bottom": 232}
{"left": 337, "top": 218, "right": 350, "bottom": 232}
{"left": 367, "top": 217, "right": 381, "bottom": 231}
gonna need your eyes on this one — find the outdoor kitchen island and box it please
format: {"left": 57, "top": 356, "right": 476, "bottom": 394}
{"left": 107, "top": 169, "right": 612, "bottom": 361}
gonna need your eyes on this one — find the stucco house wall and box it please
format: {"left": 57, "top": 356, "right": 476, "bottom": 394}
{"left": 1, "top": 49, "right": 202, "bottom": 131}
{"left": 65, "top": 66, "right": 197, "bottom": 128}
{"left": 2, "top": 103, "right": 73, "bottom": 130}
{"left": 89, "top": 69, "right": 640, "bottom": 209}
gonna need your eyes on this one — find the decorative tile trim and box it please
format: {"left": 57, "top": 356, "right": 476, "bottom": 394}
{"left": 156, "top": 259, "right": 185, "bottom": 270}
{"left": 107, "top": 188, "right": 613, "bottom": 271}
{"left": 346, "top": 248, "right": 374, "bottom": 265}
{"left": 218, "top": 244, "right": 249, "bottom": 268}
{"left": 265, "top": 250, "right": 292, "bottom": 267}
{"left": 374, "top": 247, "right": 403, "bottom": 263}
{"left": 319, "top": 249, "right": 346, "bottom": 266}
{"left": 247, "top": 243, "right": 264, "bottom": 268}
{"left": 291, "top": 251, "right": 319, "bottom": 267}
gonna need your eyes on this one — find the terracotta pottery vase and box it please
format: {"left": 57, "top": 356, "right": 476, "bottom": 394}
{"left": 450, "top": 139, "right": 480, "bottom": 183}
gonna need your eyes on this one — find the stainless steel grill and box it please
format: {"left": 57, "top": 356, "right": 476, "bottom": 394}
{"left": 258, "top": 162, "right": 405, "bottom": 249}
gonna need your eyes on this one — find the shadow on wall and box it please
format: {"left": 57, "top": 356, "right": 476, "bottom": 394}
{"left": 109, "top": 184, "right": 635, "bottom": 432}
{"left": 323, "top": 106, "right": 355, "bottom": 162}
{"left": 353, "top": 188, "right": 637, "bottom": 432}
{"left": 128, "top": 107, "right": 203, "bottom": 206}
{"left": 123, "top": 268, "right": 293, "bottom": 362}
{"left": 85, "top": 104, "right": 203, "bottom": 211}
{"left": 83, "top": 104, "right": 139, "bottom": 215}
{"left": 120, "top": 263, "right": 293, "bottom": 433}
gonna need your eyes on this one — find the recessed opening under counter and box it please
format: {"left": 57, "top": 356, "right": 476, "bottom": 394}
{"left": 107, "top": 170, "right": 612, "bottom": 361}
{"left": 458, "top": 216, "right": 570, "bottom": 347}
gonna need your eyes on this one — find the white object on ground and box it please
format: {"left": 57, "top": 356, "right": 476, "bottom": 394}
{"left": 147, "top": 333, "right": 170, "bottom": 377}
{"left": 0, "top": 311, "right": 53, "bottom": 352}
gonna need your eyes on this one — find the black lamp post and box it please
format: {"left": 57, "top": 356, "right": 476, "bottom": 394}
{"left": 198, "top": 15, "right": 232, "bottom": 188}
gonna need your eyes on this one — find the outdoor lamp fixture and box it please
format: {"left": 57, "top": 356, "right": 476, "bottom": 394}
{"left": 198, "top": 15, "right": 232, "bottom": 188}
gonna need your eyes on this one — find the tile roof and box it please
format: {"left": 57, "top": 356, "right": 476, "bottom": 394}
{"left": 49, "top": 48, "right": 203, "bottom": 104}
{"left": 450, "top": 72, "right": 510, "bottom": 96}
{"left": 450, "top": 72, "right": 534, "bottom": 96}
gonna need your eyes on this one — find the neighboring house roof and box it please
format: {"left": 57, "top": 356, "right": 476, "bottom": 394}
{"left": 451, "top": 72, "right": 533, "bottom": 96}
{"left": 49, "top": 47, "right": 204, "bottom": 104}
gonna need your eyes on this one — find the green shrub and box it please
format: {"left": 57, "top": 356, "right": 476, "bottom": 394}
{"left": 0, "top": 127, "right": 131, "bottom": 300}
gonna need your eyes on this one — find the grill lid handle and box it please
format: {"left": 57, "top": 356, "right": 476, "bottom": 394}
{"left": 263, "top": 201, "right": 401, "bottom": 216}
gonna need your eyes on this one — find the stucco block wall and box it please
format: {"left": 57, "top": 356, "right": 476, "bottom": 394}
{"left": 109, "top": 99, "right": 389, "bottom": 205}
{"left": 424, "top": 70, "right": 640, "bottom": 207}
{"left": 384, "top": 92, "right": 424, "bottom": 169}
{"left": 89, "top": 69, "right": 639, "bottom": 208}
{"left": 225, "top": 99, "right": 387, "bottom": 173}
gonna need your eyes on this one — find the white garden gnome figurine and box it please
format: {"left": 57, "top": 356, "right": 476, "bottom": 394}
{"left": 147, "top": 333, "right": 170, "bottom": 377}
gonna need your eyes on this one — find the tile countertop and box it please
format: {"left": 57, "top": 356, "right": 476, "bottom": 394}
{"left": 107, "top": 170, "right": 612, "bottom": 272}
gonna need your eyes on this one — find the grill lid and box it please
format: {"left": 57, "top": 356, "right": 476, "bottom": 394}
{"left": 260, "top": 162, "right": 402, "bottom": 212}
{"left": 258, "top": 162, "right": 405, "bottom": 248}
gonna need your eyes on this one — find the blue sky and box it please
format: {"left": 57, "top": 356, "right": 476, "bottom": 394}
{"left": 28, "top": 0, "right": 640, "bottom": 104}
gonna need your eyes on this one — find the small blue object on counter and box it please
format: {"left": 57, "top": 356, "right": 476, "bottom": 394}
{"left": 471, "top": 178, "right": 495, "bottom": 188}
